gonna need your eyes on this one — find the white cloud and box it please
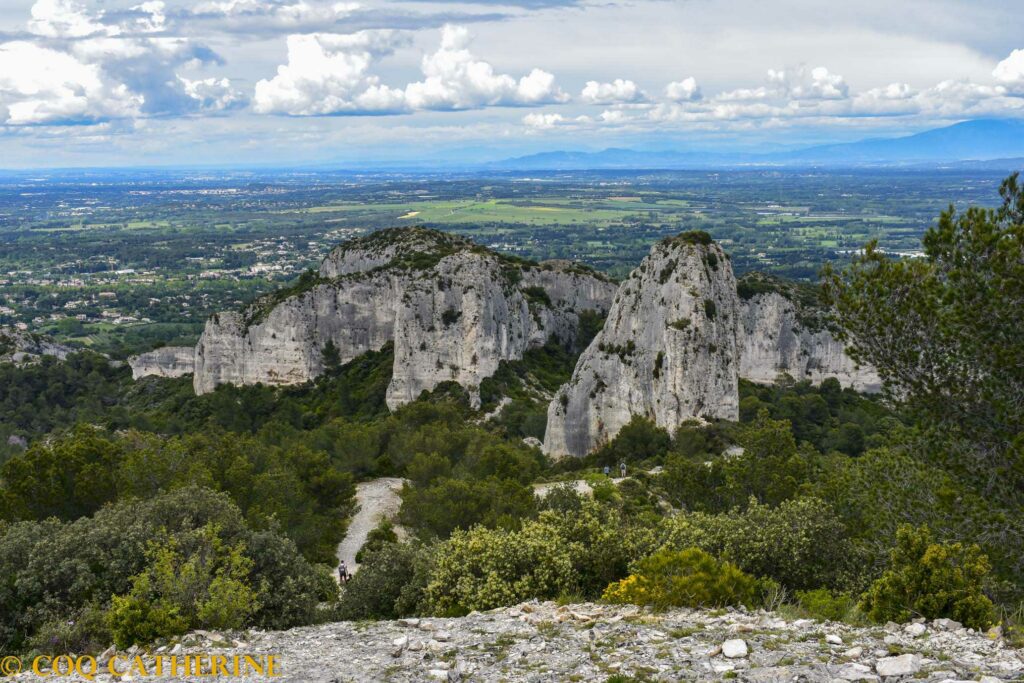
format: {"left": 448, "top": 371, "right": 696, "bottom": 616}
{"left": 580, "top": 78, "right": 645, "bottom": 104}
{"left": 179, "top": 76, "right": 246, "bottom": 112}
{"left": 664, "top": 77, "right": 701, "bottom": 102}
{"left": 522, "top": 112, "right": 564, "bottom": 128}
{"left": 0, "top": 41, "right": 141, "bottom": 125}
{"left": 190, "top": 0, "right": 361, "bottom": 33}
{"left": 253, "top": 31, "right": 407, "bottom": 115}
{"left": 769, "top": 66, "right": 849, "bottom": 100}
{"left": 404, "top": 25, "right": 567, "bottom": 110}
{"left": 28, "top": 0, "right": 115, "bottom": 38}
{"left": 993, "top": 49, "right": 1024, "bottom": 95}
{"left": 256, "top": 24, "right": 568, "bottom": 116}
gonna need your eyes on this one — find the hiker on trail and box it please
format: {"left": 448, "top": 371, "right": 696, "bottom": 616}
{"left": 338, "top": 560, "right": 350, "bottom": 584}
{"left": 603, "top": 465, "right": 610, "bottom": 476}
{"left": 619, "top": 462, "right": 627, "bottom": 478}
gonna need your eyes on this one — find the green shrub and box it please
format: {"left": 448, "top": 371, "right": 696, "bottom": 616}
{"left": 793, "top": 588, "right": 857, "bottom": 622}
{"left": 399, "top": 476, "right": 535, "bottom": 538}
{"left": 108, "top": 595, "right": 188, "bottom": 649}
{"left": 356, "top": 519, "right": 399, "bottom": 563}
{"left": 27, "top": 604, "right": 111, "bottom": 655}
{"left": 336, "top": 542, "right": 432, "bottom": 620}
{"left": 859, "top": 525, "right": 996, "bottom": 630}
{"left": 602, "top": 548, "right": 759, "bottom": 609}
{"left": 662, "top": 497, "right": 856, "bottom": 590}
{"left": 593, "top": 416, "right": 672, "bottom": 467}
{"left": 0, "top": 487, "right": 323, "bottom": 653}
{"left": 424, "top": 523, "right": 574, "bottom": 615}
{"left": 107, "top": 523, "right": 259, "bottom": 647}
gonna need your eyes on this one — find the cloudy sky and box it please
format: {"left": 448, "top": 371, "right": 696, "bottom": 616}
{"left": 0, "top": 0, "right": 1022, "bottom": 167}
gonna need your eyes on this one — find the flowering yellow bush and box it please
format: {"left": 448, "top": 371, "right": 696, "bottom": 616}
{"left": 602, "top": 547, "right": 759, "bottom": 610}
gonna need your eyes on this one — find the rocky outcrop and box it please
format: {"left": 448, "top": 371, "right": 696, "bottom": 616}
{"left": 544, "top": 233, "right": 741, "bottom": 458}
{"left": 192, "top": 228, "right": 618, "bottom": 409}
{"left": 129, "top": 346, "right": 195, "bottom": 379}
{"left": 24, "top": 603, "right": 1017, "bottom": 682}
{"left": 739, "top": 291, "right": 881, "bottom": 392}
{"left": 736, "top": 273, "right": 881, "bottom": 392}
{"left": 0, "top": 327, "right": 74, "bottom": 364}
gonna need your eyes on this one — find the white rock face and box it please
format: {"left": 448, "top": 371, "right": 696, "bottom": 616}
{"left": 738, "top": 291, "right": 881, "bottom": 392}
{"left": 544, "top": 235, "right": 740, "bottom": 458}
{"left": 192, "top": 228, "right": 617, "bottom": 409}
{"left": 0, "top": 327, "right": 74, "bottom": 363}
{"left": 129, "top": 346, "right": 196, "bottom": 379}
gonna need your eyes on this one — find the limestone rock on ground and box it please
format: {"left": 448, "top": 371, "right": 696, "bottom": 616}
{"left": 18, "top": 602, "right": 1021, "bottom": 683}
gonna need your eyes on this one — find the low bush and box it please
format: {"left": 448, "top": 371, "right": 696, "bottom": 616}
{"left": 356, "top": 519, "right": 398, "bottom": 563}
{"left": 0, "top": 487, "right": 328, "bottom": 654}
{"left": 602, "top": 548, "right": 760, "bottom": 609}
{"left": 336, "top": 543, "right": 433, "bottom": 620}
{"left": 859, "top": 525, "right": 996, "bottom": 630}
{"left": 793, "top": 588, "right": 857, "bottom": 622}
{"left": 661, "top": 497, "right": 857, "bottom": 590}
{"left": 108, "top": 524, "right": 259, "bottom": 647}
{"left": 424, "top": 523, "right": 574, "bottom": 615}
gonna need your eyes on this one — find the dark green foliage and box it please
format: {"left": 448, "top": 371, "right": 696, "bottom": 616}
{"left": 321, "top": 339, "right": 341, "bottom": 372}
{"left": 668, "top": 318, "right": 691, "bottom": 331}
{"left": 1, "top": 425, "right": 123, "bottom": 521}
{"left": 658, "top": 260, "right": 676, "bottom": 284}
{"left": 522, "top": 285, "right": 552, "bottom": 307}
{"left": 441, "top": 308, "right": 462, "bottom": 326}
{"left": 0, "top": 487, "right": 326, "bottom": 654}
{"left": 665, "top": 410, "right": 815, "bottom": 511}
{"left": 335, "top": 542, "right": 432, "bottom": 620}
{"left": 0, "top": 352, "right": 131, "bottom": 454}
{"left": 3, "top": 428, "right": 354, "bottom": 564}
{"left": 478, "top": 313, "right": 604, "bottom": 440}
{"left": 662, "top": 497, "right": 857, "bottom": 591}
{"left": 703, "top": 299, "right": 717, "bottom": 320}
{"left": 793, "top": 588, "right": 857, "bottom": 622}
{"left": 860, "top": 525, "right": 996, "bottom": 630}
{"left": 664, "top": 230, "right": 713, "bottom": 247}
{"left": 737, "top": 378, "right": 893, "bottom": 457}
{"left": 399, "top": 477, "right": 536, "bottom": 538}
{"left": 356, "top": 519, "right": 398, "bottom": 563}
{"left": 593, "top": 416, "right": 672, "bottom": 467}
{"left": 823, "top": 172, "right": 1024, "bottom": 502}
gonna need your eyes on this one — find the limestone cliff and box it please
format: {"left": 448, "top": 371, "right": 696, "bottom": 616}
{"left": 544, "top": 233, "right": 741, "bottom": 458}
{"left": 0, "top": 327, "right": 74, "bottom": 364}
{"left": 129, "top": 346, "right": 196, "bottom": 379}
{"left": 192, "top": 228, "right": 618, "bottom": 409}
{"left": 737, "top": 274, "right": 881, "bottom": 392}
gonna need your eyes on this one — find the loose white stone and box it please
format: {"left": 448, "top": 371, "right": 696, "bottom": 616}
{"left": 904, "top": 622, "right": 928, "bottom": 637}
{"left": 721, "top": 638, "right": 748, "bottom": 659}
{"left": 826, "top": 634, "right": 844, "bottom": 645}
{"left": 876, "top": 653, "right": 922, "bottom": 677}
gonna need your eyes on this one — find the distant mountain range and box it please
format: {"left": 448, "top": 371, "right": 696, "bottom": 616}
{"left": 491, "top": 119, "right": 1024, "bottom": 170}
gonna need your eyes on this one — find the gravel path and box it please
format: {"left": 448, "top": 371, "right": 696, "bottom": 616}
{"left": 336, "top": 477, "right": 407, "bottom": 576}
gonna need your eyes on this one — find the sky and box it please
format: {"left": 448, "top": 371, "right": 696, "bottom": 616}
{"left": 0, "top": 0, "right": 1023, "bottom": 167}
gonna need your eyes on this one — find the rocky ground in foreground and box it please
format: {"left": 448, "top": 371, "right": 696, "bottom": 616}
{"left": 15, "top": 602, "right": 1023, "bottom": 682}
